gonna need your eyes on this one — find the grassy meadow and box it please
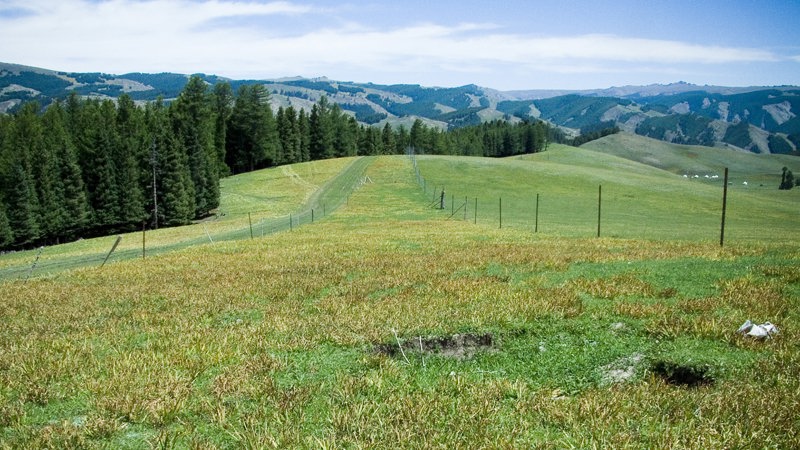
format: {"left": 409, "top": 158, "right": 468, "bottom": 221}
{"left": 0, "top": 157, "right": 368, "bottom": 281}
{"left": 1, "top": 139, "right": 799, "bottom": 448}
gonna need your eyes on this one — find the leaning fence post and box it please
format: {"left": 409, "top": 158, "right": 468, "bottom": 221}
{"left": 248, "top": 212, "right": 254, "bottom": 239}
{"left": 100, "top": 236, "right": 122, "bottom": 268}
{"left": 23, "top": 247, "right": 44, "bottom": 283}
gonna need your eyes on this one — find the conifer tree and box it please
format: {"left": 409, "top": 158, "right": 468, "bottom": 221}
{"left": 115, "top": 94, "right": 148, "bottom": 228}
{"left": 0, "top": 114, "right": 40, "bottom": 246}
{"left": 42, "top": 101, "right": 89, "bottom": 240}
{"left": 15, "top": 102, "right": 64, "bottom": 242}
{"left": 0, "top": 201, "right": 12, "bottom": 247}
{"left": 171, "top": 75, "right": 219, "bottom": 217}
{"left": 309, "top": 96, "right": 333, "bottom": 160}
{"left": 298, "top": 109, "right": 310, "bottom": 162}
{"left": 87, "top": 100, "right": 122, "bottom": 229}
{"left": 148, "top": 99, "right": 194, "bottom": 226}
{"left": 226, "top": 84, "right": 276, "bottom": 173}
{"left": 212, "top": 82, "right": 233, "bottom": 177}
{"left": 381, "top": 123, "right": 395, "bottom": 155}
{"left": 5, "top": 161, "right": 39, "bottom": 245}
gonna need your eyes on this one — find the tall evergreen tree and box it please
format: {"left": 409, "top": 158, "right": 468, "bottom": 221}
{"left": 0, "top": 201, "right": 12, "bottom": 247}
{"left": 225, "top": 84, "right": 276, "bottom": 173}
{"left": 171, "top": 75, "right": 219, "bottom": 217}
{"left": 409, "top": 119, "right": 425, "bottom": 152}
{"left": 360, "top": 125, "right": 380, "bottom": 155}
{"left": 42, "top": 101, "right": 89, "bottom": 240}
{"left": 148, "top": 99, "right": 194, "bottom": 226}
{"left": 276, "top": 106, "right": 301, "bottom": 164}
{"left": 115, "top": 94, "right": 148, "bottom": 228}
{"left": 15, "top": 102, "right": 64, "bottom": 241}
{"left": 298, "top": 108, "right": 311, "bottom": 162}
{"left": 87, "top": 100, "right": 122, "bottom": 229}
{"left": 1, "top": 115, "right": 40, "bottom": 246}
{"left": 309, "top": 96, "right": 333, "bottom": 160}
{"left": 212, "top": 82, "right": 233, "bottom": 177}
{"left": 5, "top": 161, "right": 40, "bottom": 245}
{"left": 381, "top": 123, "right": 395, "bottom": 155}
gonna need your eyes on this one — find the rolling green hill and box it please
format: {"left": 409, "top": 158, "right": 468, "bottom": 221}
{"left": 414, "top": 143, "right": 799, "bottom": 243}
{"left": 1, "top": 154, "right": 798, "bottom": 448}
{"left": 581, "top": 132, "right": 798, "bottom": 183}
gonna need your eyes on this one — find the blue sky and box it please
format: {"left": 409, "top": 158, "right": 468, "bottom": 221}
{"left": 1, "top": 0, "right": 798, "bottom": 90}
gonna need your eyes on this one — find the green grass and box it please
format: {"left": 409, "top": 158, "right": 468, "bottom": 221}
{"left": 0, "top": 157, "right": 370, "bottom": 281}
{"left": 0, "top": 153, "right": 799, "bottom": 448}
{"left": 415, "top": 142, "right": 800, "bottom": 242}
{"left": 582, "top": 131, "right": 798, "bottom": 181}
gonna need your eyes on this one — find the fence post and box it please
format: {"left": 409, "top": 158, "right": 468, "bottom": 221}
{"left": 440, "top": 190, "right": 445, "bottom": 210}
{"left": 142, "top": 221, "right": 146, "bottom": 259}
{"left": 720, "top": 167, "right": 729, "bottom": 247}
{"left": 100, "top": 236, "right": 122, "bottom": 268}
{"left": 535, "top": 193, "right": 539, "bottom": 233}
{"left": 499, "top": 197, "right": 502, "bottom": 229}
{"left": 290, "top": 214, "right": 293, "bottom": 231}
{"left": 248, "top": 212, "right": 254, "bottom": 239}
{"left": 474, "top": 198, "right": 478, "bottom": 224}
{"left": 451, "top": 194, "right": 454, "bottom": 215}
{"left": 312, "top": 209, "right": 315, "bottom": 223}
{"left": 23, "top": 247, "right": 44, "bottom": 283}
{"left": 597, "top": 185, "right": 602, "bottom": 238}
{"left": 464, "top": 197, "right": 467, "bottom": 221}
{"left": 203, "top": 225, "right": 214, "bottom": 243}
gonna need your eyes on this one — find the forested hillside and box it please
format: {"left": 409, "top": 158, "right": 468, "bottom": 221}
{"left": 0, "top": 76, "right": 554, "bottom": 250}
{"left": 2, "top": 63, "right": 799, "bottom": 155}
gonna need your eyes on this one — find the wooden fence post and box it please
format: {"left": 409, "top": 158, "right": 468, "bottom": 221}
{"left": 720, "top": 168, "right": 729, "bottom": 247}
{"left": 101, "top": 236, "right": 122, "bottom": 268}
{"left": 499, "top": 197, "right": 502, "bottom": 229}
{"left": 597, "top": 185, "right": 602, "bottom": 238}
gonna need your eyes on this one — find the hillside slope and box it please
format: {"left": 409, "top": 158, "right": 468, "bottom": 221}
{"left": 2, "top": 62, "right": 798, "bottom": 155}
{"left": 580, "top": 132, "right": 797, "bottom": 185}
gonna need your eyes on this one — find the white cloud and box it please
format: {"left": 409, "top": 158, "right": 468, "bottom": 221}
{"left": 0, "top": 0, "right": 793, "bottom": 89}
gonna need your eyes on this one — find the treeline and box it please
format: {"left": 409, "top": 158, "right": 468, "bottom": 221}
{"left": 0, "top": 76, "right": 556, "bottom": 249}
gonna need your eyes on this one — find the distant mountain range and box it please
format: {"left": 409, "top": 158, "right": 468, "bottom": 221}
{"left": 1, "top": 62, "right": 798, "bottom": 155}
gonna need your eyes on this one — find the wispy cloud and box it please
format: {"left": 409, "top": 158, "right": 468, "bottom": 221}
{"left": 0, "top": 0, "right": 794, "bottom": 89}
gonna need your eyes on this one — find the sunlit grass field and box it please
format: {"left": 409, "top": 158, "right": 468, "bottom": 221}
{"left": 418, "top": 142, "right": 799, "bottom": 242}
{"left": 0, "top": 157, "right": 365, "bottom": 280}
{"left": 1, "top": 143, "right": 799, "bottom": 448}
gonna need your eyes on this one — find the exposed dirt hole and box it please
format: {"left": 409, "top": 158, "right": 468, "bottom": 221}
{"left": 374, "top": 333, "right": 494, "bottom": 359}
{"left": 652, "top": 360, "right": 714, "bottom": 387}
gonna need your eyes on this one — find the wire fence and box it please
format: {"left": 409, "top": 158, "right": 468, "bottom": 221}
{"left": 0, "top": 156, "right": 375, "bottom": 282}
{"left": 407, "top": 150, "right": 800, "bottom": 244}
